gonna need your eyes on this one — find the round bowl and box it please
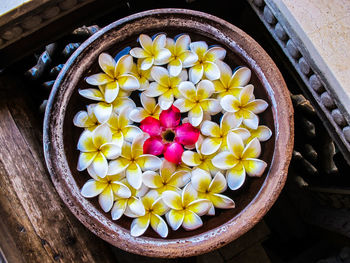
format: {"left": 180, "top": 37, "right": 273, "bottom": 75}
{"left": 44, "top": 9, "right": 294, "bottom": 258}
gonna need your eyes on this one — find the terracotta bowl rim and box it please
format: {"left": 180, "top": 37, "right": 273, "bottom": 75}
{"left": 43, "top": 8, "right": 294, "bottom": 258}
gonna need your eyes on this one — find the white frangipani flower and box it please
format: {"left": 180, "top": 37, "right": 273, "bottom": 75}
{"left": 129, "top": 92, "right": 161, "bottom": 122}
{"left": 130, "top": 34, "right": 171, "bottom": 70}
{"left": 191, "top": 168, "right": 235, "bottom": 215}
{"left": 73, "top": 104, "right": 99, "bottom": 131}
{"left": 130, "top": 58, "right": 153, "bottom": 90}
{"left": 77, "top": 124, "right": 121, "bottom": 178}
{"left": 166, "top": 34, "right": 198, "bottom": 76}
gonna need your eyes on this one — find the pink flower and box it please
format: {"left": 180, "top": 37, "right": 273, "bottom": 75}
{"left": 140, "top": 105, "right": 200, "bottom": 164}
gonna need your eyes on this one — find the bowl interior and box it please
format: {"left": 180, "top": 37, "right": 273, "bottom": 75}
{"left": 63, "top": 28, "right": 275, "bottom": 239}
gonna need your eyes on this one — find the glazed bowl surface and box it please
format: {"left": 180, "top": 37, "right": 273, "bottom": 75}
{"left": 44, "top": 8, "right": 293, "bottom": 257}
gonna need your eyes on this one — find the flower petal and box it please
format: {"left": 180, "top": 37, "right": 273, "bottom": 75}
{"left": 137, "top": 154, "right": 162, "bottom": 170}
{"left": 144, "top": 82, "right": 167, "bottom": 97}
{"left": 166, "top": 210, "right": 184, "bottom": 231}
{"left": 142, "top": 171, "right": 163, "bottom": 188}
{"left": 239, "top": 84, "right": 254, "bottom": 105}
{"left": 118, "top": 75, "right": 140, "bottom": 91}
{"left": 188, "top": 105, "right": 203, "bottom": 127}
{"left": 200, "top": 120, "right": 220, "bottom": 137}
{"left": 163, "top": 142, "right": 184, "bottom": 164}
{"left": 190, "top": 41, "right": 208, "bottom": 56}
{"left": 191, "top": 168, "right": 211, "bottom": 192}
{"left": 126, "top": 163, "right": 143, "bottom": 189}
{"left": 187, "top": 199, "right": 211, "bottom": 216}
{"left": 203, "top": 61, "right": 220, "bottom": 81}
{"left": 130, "top": 47, "right": 149, "bottom": 58}
{"left": 205, "top": 46, "right": 226, "bottom": 61}
{"left": 220, "top": 112, "right": 242, "bottom": 134}
{"left": 77, "top": 130, "right": 96, "bottom": 152}
{"left": 200, "top": 137, "right": 222, "bottom": 155}
{"left": 81, "top": 179, "right": 105, "bottom": 198}
{"left": 230, "top": 67, "right": 251, "bottom": 88}
{"left": 159, "top": 105, "right": 181, "bottom": 128}
{"left": 168, "top": 170, "right": 191, "bottom": 188}
{"left": 231, "top": 128, "right": 251, "bottom": 142}
{"left": 160, "top": 160, "right": 177, "bottom": 182}
{"left": 77, "top": 152, "right": 97, "bottom": 171}
{"left": 129, "top": 108, "right": 148, "bottom": 122}
{"left": 189, "top": 64, "right": 204, "bottom": 84}
{"left": 153, "top": 34, "right": 167, "bottom": 49}
{"left": 208, "top": 172, "right": 227, "bottom": 193}
{"left": 143, "top": 137, "right": 164, "bottom": 155}
{"left": 252, "top": 125, "right": 272, "bottom": 142}
{"left": 86, "top": 73, "right": 113, "bottom": 86}
{"left": 140, "top": 92, "right": 156, "bottom": 112}
{"left": 78, "top": 88, "right": 103, "bottom": 101}
{"left": 94, "top": 102, "right": 113, "bottom": 123}
{"left": 242, "top": 137, "right": 261, "bottom": 159}
{"left": 242, "top": 158, "right": 267, "bottom": 177}
{"left": 220, "top": 95, "right": 237, "bottom": 113}
{"left": 92, "top": 152, "right": 108, "bottom": 178}
{"left": 182, "top": 183, "right": 197, "bottom": 206}
{"left": 162, "top": 190, "right": 182, "bottom": 210}
{"left": 111, "top": 199, "right": 127, "bottom": 220}
{"left": 154, "top": 48, "right": 172, "bottom": 65}
{"left": 123, "top": 125, "right": 142, "bottom": 142}
{"left": 100, "top": 143, "right": 121, "bottom": 159}
{"left": 99, "top": 186, "right": 114, "bottom": 212}
{"left": 131, "top": 133, "right": 149, "bottom": 158}
{"left": 115, "top": 55, "right": 133, "bottom": 76}
{"left": 139, "top": 34, "right": 153, "bottom": 51}
{"left": 98, "top": 53, "right": 116, "bottom": 77}
{"left": 227, "top": 164, "right": 246, "bottom": 190}
{"left": 196, "top": 79, "right": 215, "bottom": 100}
{"left": 141, "top": 57, "right": 154, "bottom": 70}
{"left": 168, "top": 58, "right": 182, "bottom": 77}
{"left": 93, "top": 124, "right": 112, "bottom": 147}
{"left": 128, "top": 197, "right": 146, "bottom": 216}
{"left": 181, "top": 151, "right": 202, "bottom": 166}
{"left": 175, "top": 123, "right": 200, "bottom": 146}
{"left": 107, "top": 157, "right": 129, "bottom": 175}
{"left": 130, "top": 214, "right": 150, "bottom": 237}
{"left": 241, "top": 110, "right": 259, "bottom": 130}
{"left": 173, "top": 98, "right": 195, "bottom": 112}
{"left": 181, "top": 51, "right": 198, "bottom": 68}
{"left": 112, "top": 181, "right": 131, "bottom": 198}
{"left": 200, "top": 99, "right": 221, "bottom": 114}
{"left": 158, "top": 90, "right": 174, "bottom": 110}
{"left": 150, "top": 214, "right": 168, "bottom": 238}
{"left": 183, "top": 210, "right": 203, "bottom": 231}
{"left": 245, "top": 99, "right": 268, "bottom": 114}
{"left": 210, "top": 193, "right": 235, "bottom": 209}
{"left": 112, "top": 97, "right": 136, "bottom": 114}
{"left": 178, "top": 81, "right": 196, "bottom": 100}
{"left": 140, "top": 116, "right": 161, "bottom": 137}
{"left": 227, "top": 132, "right": 244, "bottom": 159}
{"left": 212, "top": 151, "right": 238, "bottom": 170}
{"left": 175, "top": 34, "right": 190, "bottom": 53}
{"left": 103, "top": 82, "right": 119, "bottom": 103}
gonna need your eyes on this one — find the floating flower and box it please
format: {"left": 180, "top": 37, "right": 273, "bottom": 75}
{"left": 213, "top": 61, "right": 251, "bottom": 99}
{"left": 191, "top": 168, "right": 235, "bottom": 215}
{"left": 181, "top": 135, "right": 220, "bottom": 176}
{"left": 212, "top": 132, "right": 267, "bottom": 190}
{"left": 142, "top": 160, "right": 190, "bottom": 193}
{"left": 220, "top": 85, "right": 268, "bottom": 130}
{"left": 129, "top": 92, "right": 161, "bottom": 122}
{"left": 85, "top": 53, "right": 140, "bottom": 103}
{"left": 111, "top": 178, "right": 148, "bottom": 220}
{"left": 107, "top": 133, "right": 162, "bottom": 189}
{"left": 244, "top": 125, "right": 272, "bottom": 143}
{"left": 77, "top": 125, "right": 121, "bottom": 178}
{"left": 130, "top": 190, "right": 169, "bottom": 237}
{"left": 130, "top": 34, "right": 171, "bottom": 70}
{"left": 189, "top": 41, "right": 226, "bottom": 84}
{"left": 73, "top": 104, "right": 99, "bottom": 131}
{"left": 173, "top": 80, "right": 221, "bottom": 127}
{"left": 140, "top": 105, "right": 200, "bottom": 164}
{"left": 166, "top": 34, "right": 198, "bottom": 76}
{"left": 162, "top": 184, "right": 211, "bottom": 231}
{"left": 144, "top": 66, "right": 188, "bottom": 110}
{"left": 107, "top": 106, "right": 142, "bottom": 146}
{"left": 200, "top": 112, "right": 250, "bottom": 155}
{"left": 130, "top": 58, "right": 153, "bottom": 90}
{"left": 81, "top": 169, "right": 130, "bottom": 212}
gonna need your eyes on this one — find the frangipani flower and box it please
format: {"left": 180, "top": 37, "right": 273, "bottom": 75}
{"left": 162, "top": 184, "right": 211, "bottom": 231}
{"left": 191, "top": 169, "right": 235, "bottom": 215}
{"left": 200, "top": 112, "right": 250, "bottom": 155}
{"left": 144, "top": 66, "right": 188, "bottom": 110}
{"left": 220, "top": 85, "right": 268, "bottom": 130}
{"left": 166, "top": 34, "right": 198, "bottom": 76}
{"left": 79, "top": 84, "right": 135, "bottom": 123}
{"left": 244, "top": 125, "right": 272, "bottom": 143}
{"left": 77, "top": 125, "right": 121, "bottom": 178}
{"left": 189, "top": 41, "right": 226, "bottom": 84}
{"left": 173, "top": 80, "right": 221, "bottom": 127}
{"left": 212, "top": 132, "right": 267, "bottom": 190}
{"left": 107, "top": 134, "right": 162, "bottom": 189}
{"left": 130, "top": 58, "right": 153, "bottom": 90}
{"left": 81, "top": 169, "right": 130, "bottom": 212}
{"left": 181, "top": 135, "right": 220, "bottom": 176}
{"left": 142, "top": 160, "right": 190, "bottom": 193}
{"left": 130, "top": 190, "right": 169, "bottom": 238}
{"left": 73, "top": 104, "right": 99, "bottom": 131}
{"left": 213, "top": 61, "right": 251, "bottom": 99}
{"left": 129, "top": 92, "right": 161, "bottom": 122}
{"left": 140, "top": 105, "right": 200, "bottom": 164}
{"left": 107, "top": 106, "right": 142, "bottom": 146}
{"left": 111, "top": 178, "right": 148, "bottom": 220}
{"left": 130, "top": 34, "right": 171, "bottom": 70}
{"left": 85, "top": 53, "right": 140, "bottom": 103}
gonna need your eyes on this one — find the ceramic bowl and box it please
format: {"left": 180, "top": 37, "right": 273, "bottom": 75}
{"left": 43, "top": 9, "right": 294, "bottom": 257}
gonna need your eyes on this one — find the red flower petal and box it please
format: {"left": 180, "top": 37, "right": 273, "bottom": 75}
{"left": 159, "top": 105, "right": 181, "bottom": 129}
{"left": 175, "top": 123, "right": 200, "bottom": 146}
{"left": 164, "top": 142, "right": 184, "bottom": 164}
{"left": 140, "top": 117, "right": 161, "bottom": 137}
{"left": 143, "top": 137, "right": 165, "bottom": 156}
